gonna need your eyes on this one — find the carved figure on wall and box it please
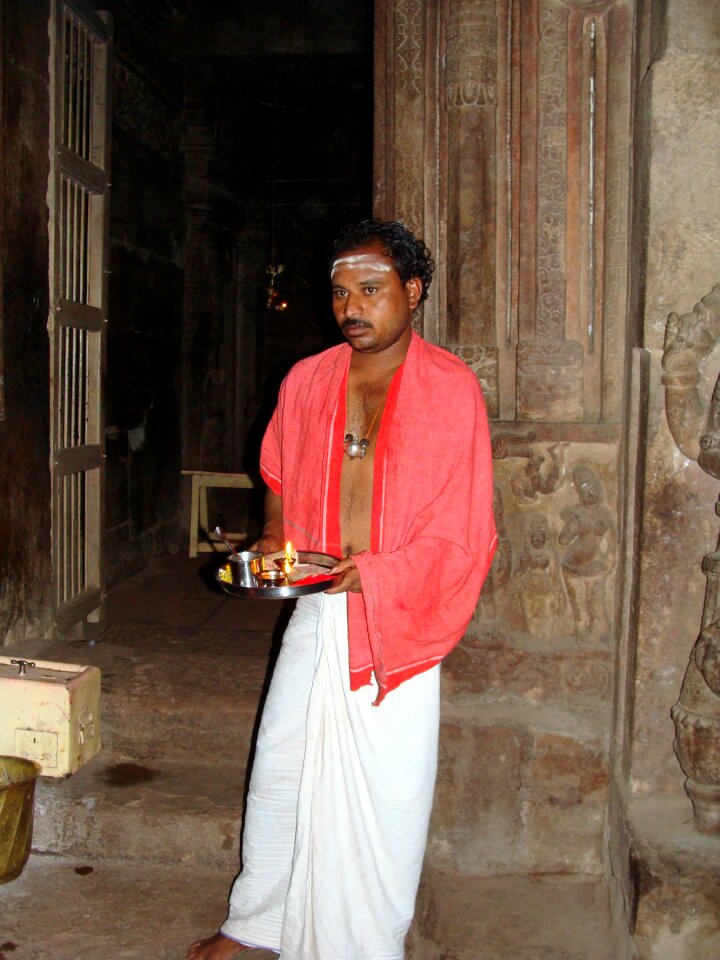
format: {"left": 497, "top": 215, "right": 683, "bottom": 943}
{"left": 513, "top": 513, "right": 566, "bottom": 634}
{"left": 479, "top": 485, "right": 512, "bottom": 618}
{"left": 662, "top": 284, "right": 720, "bottom": 463}
{"left": 672, "top": 618, "right": 720, "bottom": 833}
{"left": 663, "top": 284, "right": 720, "bottom": 832}
{"left": 559, "top": 465, "right": 615, "bottom": 637}
{"left": 511, "top": 442, "right": 568, "bottom": 503}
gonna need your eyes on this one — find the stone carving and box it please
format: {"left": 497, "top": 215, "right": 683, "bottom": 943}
{"left": 672, "top": 617, "right": 720, "bottom": 833}
{"left": 491, "top": 430, "right": 537, "bottom": 461}
{"left": 395, "top": 0, "right": 424, "bottom": 98}
{"left": 517, "top": 339, "right": 584, "bottom": 421}
{"left": 535, "top": 6, "right": 568, "bottom": 345}
{"left": 663, "top": 284, "right": 720, "bottom": 832}
{"left": 513, "top": 513, "right": 566, "bottom": 633}
{"left": 662, "top": 284, "right": 720, "bottom": 464}
{"left": 446, "top": 0, "right": 497, "bottom": 108}
{"left": 479, "top": 485, "right": 512, "bottom": 617}
{"left": 558, "top": 465, "right": 615, "bottom": 637}
{"left": 561, "top": 659, "right": 611, "bottom": 698}
{"left": 511, "top": 443, "right": 568, "bottom": 503}
{"left": 394, "top": 156, "right": 423, "bottom": 238}
{"left": 392, "top": 1, "right": 424, "bottom": 235}
{"left": 450, "top": 343, "right": 499, "bottom": 418}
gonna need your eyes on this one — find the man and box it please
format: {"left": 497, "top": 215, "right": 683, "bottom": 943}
{"left": 188, "top": 219, "right": 496, "bottom": 960}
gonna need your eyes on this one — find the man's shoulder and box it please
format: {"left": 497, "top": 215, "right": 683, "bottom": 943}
{"left": 413, "top": 337, "right": 482, "bottom": 394}
{"left": 283, "top": 343, "right": 348, "bottom": 389}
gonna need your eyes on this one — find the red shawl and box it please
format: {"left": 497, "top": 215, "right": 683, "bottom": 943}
{"left": 260, "top": 332, "right": 496, "bottom": 703}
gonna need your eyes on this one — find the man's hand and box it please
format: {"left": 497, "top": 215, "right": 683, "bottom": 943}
{"left": 325, "top": 556, "right": 362, "bottom": 594}
{"left": 249, "top": 536, "right": 283, "bottom": 555}
{"left": 249, "top": 489, "right": 284, "bottom": 555}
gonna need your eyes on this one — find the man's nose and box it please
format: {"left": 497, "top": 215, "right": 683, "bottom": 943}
{"left": 342, "top": 291, "right": 363, "bottom": 317}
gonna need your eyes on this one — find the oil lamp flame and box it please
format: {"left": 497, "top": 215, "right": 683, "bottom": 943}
{"left": 284, "top": 541, "right": 296, "bottom": 575}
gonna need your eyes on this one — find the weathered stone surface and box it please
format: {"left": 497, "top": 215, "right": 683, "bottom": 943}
{"left": 628, "top": 796, "right": 720, "bottom": 960}
{"left": 428, "top": 710, "right": 607, "bottom": 876}
{"left": 429, "top": 722, "right": 527, "bottom": 874}
{"left": 2, "top": 856, "right": 278, "bottom": 960}
{"left": 34, "top": 755, "right": 246, "bottom": 869}
{"left": 410, "top": 868, "right": 617, "bottom": 960}
{"left": 632, "top": 5, "right": 720, "bottom": 800}
{"left": 523, "top": 733, "right": 607, "bottom": 874}
{"left": 444, "top": 640, "right": 614, "bottom": 712}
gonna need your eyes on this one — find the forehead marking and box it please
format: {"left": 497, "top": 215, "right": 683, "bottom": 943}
{"left": 331, "top": 254, "right": 394, "bottom": 278}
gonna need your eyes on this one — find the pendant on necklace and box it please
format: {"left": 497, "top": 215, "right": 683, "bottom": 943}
{"left": 344, "top": 434, "right": 369, "bottom": 460}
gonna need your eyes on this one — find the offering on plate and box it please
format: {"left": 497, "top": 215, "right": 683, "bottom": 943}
{"left": 217, "top": 543, "right": 338, "bottom": 599}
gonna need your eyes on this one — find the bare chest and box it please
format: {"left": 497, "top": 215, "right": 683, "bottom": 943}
{"left": 338, "top": 381, "right": 389, "bottom": 556}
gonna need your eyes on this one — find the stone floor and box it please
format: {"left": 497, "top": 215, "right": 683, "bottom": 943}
{"left": 2, "top": 554, "right": 618, "bottom": 959}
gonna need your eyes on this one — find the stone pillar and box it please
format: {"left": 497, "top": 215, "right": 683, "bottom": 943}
{"left": 375, "top": 0, "right": 632, "bottom": 425}
{"left": 445, "top": 0, "right": 500, "bottom": 416}
{"left": 374, "top": 0, "right": 440, "bottom": 342}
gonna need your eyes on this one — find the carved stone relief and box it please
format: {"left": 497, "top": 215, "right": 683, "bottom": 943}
{"left": 376, "top": 0, "right": 632, "bottom": 424}
{"left": 517, "top": 340, "right": 584, "bottom": 421}
{"left": 663, "top": 285, "right": 720, "bottom": 833}
{"left": 477, "top": 440, "right": 617, "bottom": 644}
{"left": 391, "top": 0, "right": 425, "bottom": 236}
{"left": 444, "top": 0, "right": 499, "bottom": 401}
{"left": 446, "top": 0, "right": 497, "bottom": 108}
{"left": 450, "top": 343, "right": 499, "bottom": 418}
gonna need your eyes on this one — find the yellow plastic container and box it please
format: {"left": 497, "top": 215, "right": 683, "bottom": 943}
{"left": 0, "top": 755, "right": 41, "bottom": 884}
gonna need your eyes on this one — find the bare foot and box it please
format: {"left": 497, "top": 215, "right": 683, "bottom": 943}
{"left": 186, "top": 932, "right": 248, "bottom": 960}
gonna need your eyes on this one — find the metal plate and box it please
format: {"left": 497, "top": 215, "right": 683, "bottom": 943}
{"left": 217, "top": 551, "right": 340, "bottom": 600}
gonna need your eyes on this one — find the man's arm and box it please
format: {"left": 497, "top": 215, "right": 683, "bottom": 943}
{"left": 250, "top": 488, "right": 284, "bottom": 554}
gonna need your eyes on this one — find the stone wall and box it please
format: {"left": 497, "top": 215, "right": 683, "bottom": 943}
{"left": 0, "top": 0, "right": 53, "bottom": 643}
{"left": 616, "top": 2, "right": 720, "bottom": 956}
{"left": 375, "top": 0, "right": 632, "bottom": 871}
{"left": 375, "top": 2, "right": 636, "bottom": 955}
{"left": 631, "top": 0, "right": 720, "bottom": 804}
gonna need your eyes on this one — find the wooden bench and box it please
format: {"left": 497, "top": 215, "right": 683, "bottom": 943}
{"left": 181, "top": 470, "right": 255, "bottom": 558}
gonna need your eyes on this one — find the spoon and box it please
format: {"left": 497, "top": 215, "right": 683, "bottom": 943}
{"left": 215, "top": 526, "right": 241, "bottom": 559}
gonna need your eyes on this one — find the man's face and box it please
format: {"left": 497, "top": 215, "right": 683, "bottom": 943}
{"left": 330, "top": 241, "right": 422, "bottom": 354}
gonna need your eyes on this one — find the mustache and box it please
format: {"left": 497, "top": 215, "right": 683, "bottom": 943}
{"left": 341, "top": 318, "right": 372, "bottom": 331}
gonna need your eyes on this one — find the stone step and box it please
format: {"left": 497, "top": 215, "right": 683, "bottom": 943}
{"left": 33, "top": 753, "right": 246, "bottom": 870}
{"left": 3, "top": 853, "right": 617, "bottom": 960}
{"left": 36, "top": 608, "right": 286, "bottom": 765}
{"left": 3, "top": 853, "right": 278, "bottom": 960}
{"left": 410, "top": 865, "right": 618, "bottom": 960}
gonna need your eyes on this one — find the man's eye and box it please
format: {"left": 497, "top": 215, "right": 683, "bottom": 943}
{"left": 333, "top": 289, "right": 347, "bottom": 298}
{"left": 364, "top": 287, "right": 377, "bottom": 294}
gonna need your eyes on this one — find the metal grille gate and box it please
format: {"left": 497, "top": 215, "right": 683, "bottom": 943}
{"left": 48, "top": 2, "right": 110, "bottom": 632}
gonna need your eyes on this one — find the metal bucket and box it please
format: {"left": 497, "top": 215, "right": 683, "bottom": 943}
{"left": 0, "top": 755, "right": 41, "bottom": 884}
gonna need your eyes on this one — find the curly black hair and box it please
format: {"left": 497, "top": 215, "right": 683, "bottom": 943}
{"left": 330, "top": 219, "right": 435, "bottom": 303}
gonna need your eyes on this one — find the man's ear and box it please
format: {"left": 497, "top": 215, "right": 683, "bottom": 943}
{"left": 405, "top": 276, "right": 423, "bottom": 309}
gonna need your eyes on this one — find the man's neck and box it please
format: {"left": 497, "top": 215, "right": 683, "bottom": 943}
{"left": 349, "top": 329, "right": 412, "bottom": 378}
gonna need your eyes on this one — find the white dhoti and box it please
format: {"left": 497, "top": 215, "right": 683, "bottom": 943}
{"left": 221, "top": 592, "right": 440, "bottom": 960}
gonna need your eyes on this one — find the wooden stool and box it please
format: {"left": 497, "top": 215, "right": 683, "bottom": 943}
{"left": 182, "top": 470, "right": 255, "bottom": 558}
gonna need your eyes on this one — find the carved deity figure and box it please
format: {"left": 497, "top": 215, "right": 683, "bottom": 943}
{"left": 663, "top": 285, "right": 720, "bottom": 833}
{"left": 513, "top": 513, "right": 566, "bottom": 634}
{"left": 558, "top": 466, "right": 615, "bottom": 637}
{"left": 511, "top": 442, "right": 568, "bottom": 503}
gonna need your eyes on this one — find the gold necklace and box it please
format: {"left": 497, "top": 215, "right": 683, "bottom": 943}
{"left": 344, "top": 382, "right": 391, "bottom": 460}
